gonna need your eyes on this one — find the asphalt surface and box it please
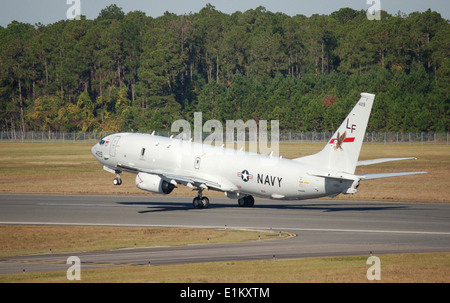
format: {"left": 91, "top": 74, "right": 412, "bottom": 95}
{"left": 1, "top": 194, "right": 449, "bottom": 274}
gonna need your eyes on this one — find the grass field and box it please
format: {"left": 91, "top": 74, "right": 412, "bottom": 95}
{"left": 0, "top": 225, "right": 284, "bottom": 257}
{"left": 3, "top": 253, "right": 449, "bottom": 283}
{"left": 0, "top": 142, "right": 448, "bottom": 202}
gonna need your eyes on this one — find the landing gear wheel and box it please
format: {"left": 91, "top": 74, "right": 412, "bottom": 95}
{"left": 192, "top": 188, "right": 210, "bottom": 209}
{"left": 201, "top": 197, "right": 210, "bottom": 209}
{"left": 193, "top": 197, "right": 209, "bottom": 209}
{"left": 193, "top": 197, "right": 201, "bottom": 209}
{"left": 238, "top": 198, "right": 245, "bottom": 207}
{"left": 113, "top": 177, "right": 122, "bottom": 185}
{"left": 238, "top": 195, "right": 255, "bottom": 207}
{"left": 246, "top": 196, "right": 255, "bottom": 207}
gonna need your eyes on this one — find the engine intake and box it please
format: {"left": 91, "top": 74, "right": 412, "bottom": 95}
{"left": 135, "top": 173, "right": 175, "bottom": 195}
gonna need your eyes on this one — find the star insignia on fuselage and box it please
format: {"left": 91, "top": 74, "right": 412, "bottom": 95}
{"left": 237, "top": 170, "right": 253, "bottom": 182}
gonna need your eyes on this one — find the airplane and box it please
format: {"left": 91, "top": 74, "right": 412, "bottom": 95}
{"left": 91, "top": 93, "right": 426, "bottom": 209}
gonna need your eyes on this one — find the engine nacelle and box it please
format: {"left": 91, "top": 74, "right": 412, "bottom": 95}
{"left": 135, "top": 173, "right": 175, "bottom": 195}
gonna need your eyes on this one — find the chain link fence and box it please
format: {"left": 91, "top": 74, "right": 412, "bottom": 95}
{"left": 1, "top": 131, "right": 448, "bottom": 144}
{"left": 280, "top": 131, "right": 449, "bottom": 145}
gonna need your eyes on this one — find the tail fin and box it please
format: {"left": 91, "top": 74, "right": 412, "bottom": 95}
{"left": 295, "top": 93, "right": 375, "bottom": 174}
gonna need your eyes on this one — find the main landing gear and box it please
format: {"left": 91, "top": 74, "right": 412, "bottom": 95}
{"left": 238, "top": 195, "right": 255, "bottom": 207}
{"left": 192, "top": 191, "right": 255, "bottom": 209}
{"left": 192, "top": 188, "right": 209, "bottom": 209}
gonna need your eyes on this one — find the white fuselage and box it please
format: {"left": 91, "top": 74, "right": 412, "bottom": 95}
{"left": 91, "top": 132, "right": 353, "bottom": 200}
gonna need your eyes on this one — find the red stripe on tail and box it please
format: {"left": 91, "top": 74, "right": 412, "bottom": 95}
{"left": 329, "top": 137, "right": 355, "bottom": 144}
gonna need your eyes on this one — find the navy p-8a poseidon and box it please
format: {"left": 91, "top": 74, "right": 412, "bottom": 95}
{"left": 91, "top": 93, "right": 426, "bottom": 209}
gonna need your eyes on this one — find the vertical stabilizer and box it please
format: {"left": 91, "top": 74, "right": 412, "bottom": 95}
{"left": 295, "top": 93, "right": 375, "bottom": 174}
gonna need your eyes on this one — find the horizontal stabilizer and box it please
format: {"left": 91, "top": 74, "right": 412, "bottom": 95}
{"left": 357, "top": 157, "right": 416, "bottom": 166}
{"left": 358, "top": 171, "right": 427, "bottom": 180}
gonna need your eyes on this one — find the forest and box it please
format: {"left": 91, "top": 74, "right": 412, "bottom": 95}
{"left": 0, "top": 4, "right": 448, "bottom": 134}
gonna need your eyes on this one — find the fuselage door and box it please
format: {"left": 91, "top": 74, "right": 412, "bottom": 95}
{"left": 110, "top": 136, "right": 121, "bottom": 157}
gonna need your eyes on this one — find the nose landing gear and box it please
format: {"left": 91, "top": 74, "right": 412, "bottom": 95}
{"left": 113, "top": 171, "right": 122, "bottom": 185}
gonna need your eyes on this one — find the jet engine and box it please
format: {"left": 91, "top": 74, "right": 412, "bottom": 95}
{"left": 135, "top": 173, "right": 175, "bottom": 195}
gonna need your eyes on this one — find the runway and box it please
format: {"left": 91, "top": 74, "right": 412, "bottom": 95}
{"left": 1, "top": 194, "right": 450, "bottom": 274}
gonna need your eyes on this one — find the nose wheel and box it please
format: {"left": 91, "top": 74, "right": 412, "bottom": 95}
{"left": 113, "top": 171, "right": 122, "bottom": 185}
{"left": 113, "top": 177, "right": 122, "bottom": 185}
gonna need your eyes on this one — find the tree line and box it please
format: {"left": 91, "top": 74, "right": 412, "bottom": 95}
{"left": 0, "top": 4, "right": 448, "bottom": 134}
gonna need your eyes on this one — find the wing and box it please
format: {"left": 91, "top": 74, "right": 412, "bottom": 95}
{"left": 357, "top": 157, "right": 417, "bottom": 166}
{"left": 115, "top": 163, "right": 236, "bottom": 192}
{"left": 358, "top": 171, "right": 427, "bottom": 180}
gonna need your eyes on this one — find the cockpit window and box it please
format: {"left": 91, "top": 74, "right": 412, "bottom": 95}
{"left": 99, "top": 140, "right": 106, "bottom": 145}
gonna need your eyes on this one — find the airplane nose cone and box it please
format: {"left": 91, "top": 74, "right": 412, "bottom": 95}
{"left": 91, "top": 144, "right": 98, "bottom": 158}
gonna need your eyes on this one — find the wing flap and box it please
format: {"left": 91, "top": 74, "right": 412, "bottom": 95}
{"left": 163, "top": 173, "right": 223, "bottom": 190}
